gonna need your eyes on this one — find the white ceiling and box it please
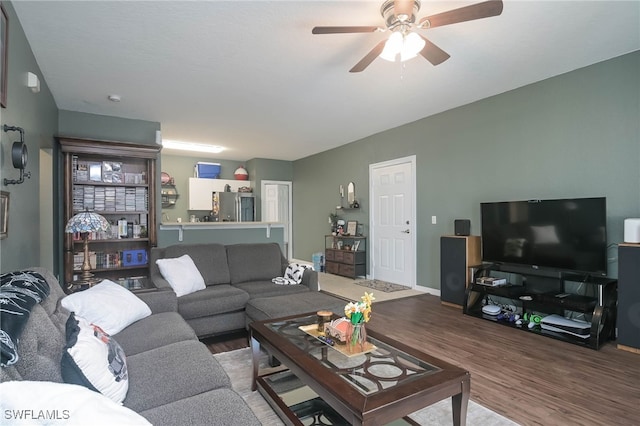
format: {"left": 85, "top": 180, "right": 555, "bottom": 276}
{"left": 12, "top": 1, "right": 640, "bottom": 161}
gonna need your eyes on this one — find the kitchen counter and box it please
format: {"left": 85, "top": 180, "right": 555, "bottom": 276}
{"left": 159, "top": 221, "right": 285, "bottom": 243}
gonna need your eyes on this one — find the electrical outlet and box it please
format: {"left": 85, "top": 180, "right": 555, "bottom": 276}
{"left": 431, "top": 216, "right": 437, "bottom": 224}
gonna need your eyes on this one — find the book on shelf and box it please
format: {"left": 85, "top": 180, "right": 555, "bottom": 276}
{"left": 475, "top": 276, "right": 507, "bottom": 286}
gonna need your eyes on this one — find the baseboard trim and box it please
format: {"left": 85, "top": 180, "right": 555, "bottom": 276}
{"left": 617, "top": 344, "right": 640, "bottom": 354}
{"left": 441, "top": 301, "right": 463, "bottom": 309}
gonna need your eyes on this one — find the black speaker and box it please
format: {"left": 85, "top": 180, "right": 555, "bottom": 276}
{"left": 618, "top": 244, "right": 640, "bottom": 350}
{"left": 441, "top": 236, "right": 481, "bottom": 307}
{"left": 454, "top": 219, "right": 471, "bottom": 236}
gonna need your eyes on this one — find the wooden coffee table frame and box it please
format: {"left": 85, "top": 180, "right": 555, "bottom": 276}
{"left": 250, "top": 312, "right": 470, "bottom": 426}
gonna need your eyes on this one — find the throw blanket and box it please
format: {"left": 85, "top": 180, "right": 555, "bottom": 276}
{"left": 1, "top": 270, "right": 50, "bottom": 367}
{"left": 272, "top": 263, "right": 313, "bottom": 285}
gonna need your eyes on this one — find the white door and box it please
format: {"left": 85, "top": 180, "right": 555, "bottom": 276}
{"left": 369, "top": 156, "right": 416, "bottom": 287}
{"left": 261, "top": 181, "right": 293, "bottom": 259}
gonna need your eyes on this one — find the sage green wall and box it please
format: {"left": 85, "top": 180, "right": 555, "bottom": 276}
{"left": 246, "top": 158, "right": 293, "bottom": 219}
{"left": 293, "top": 51, "right": 640, "bottom": 289}
{"left": 58, "top": 110, "right": 160, "bottom": 146}
{"left": 0, "top": 2, "right": 58, "bottom": 273}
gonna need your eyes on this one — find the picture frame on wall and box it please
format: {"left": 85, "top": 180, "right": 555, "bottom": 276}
{"left": 346, "top": 220, "right": 358, "bottom": 236}
{"left": 1, "top": 3, "right": 8, "bottom": 108}
{"left": 1, "top": 191, "right": 9, "bottom": 239}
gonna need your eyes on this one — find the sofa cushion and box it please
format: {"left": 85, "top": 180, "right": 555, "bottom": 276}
{"left": 226, "top": 243, "right": 286, "bottom": 284}
{"left": 155, "top": 254, "right": 206, "bottom": 297}
{"left": 178, "top": 284, "right": 249, "bottom": 320}
{"left": 61, "top": 314, "right": 129, "bottom": 404}
{"left": 0, "top": 303, "right": 68, "bottom": 383}
{"left": 139, "top": 388, "right": 260, "bottom": 426}
{"left": 163, "top": 243, "right": 231, "bottom": 285}
{"left": 246, "top": 292, "right": 347, "bottom": 323}
{"left": 185, "top": 311, "right": 247, "bottom": 337}
{"left": 61, "top": 280, "right": 151, "bottom": 335}
{"left": 114, "top": 312, "right": 197, "bottom": 356}
{"left": 234, "top": 280, "right": 310, "bottom": 299}
{"left": 124, "top": 340, "right": 231, "bottom": 412}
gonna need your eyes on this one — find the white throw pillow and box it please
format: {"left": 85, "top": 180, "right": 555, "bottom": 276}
{"left": 61, "top": 279, "right": 151, "bottom": 335}
{"left": 155, "top": 254, "right": 206, "bottom": 297}
{"left": 61, "top": 314, "right": 129, "bottom": 403}
{"left": 0, "top": 381, "right": 151, "bottom": 425}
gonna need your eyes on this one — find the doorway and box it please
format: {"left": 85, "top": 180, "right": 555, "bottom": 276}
{"left": 369, "top": 156, "right": 417, "bottom": 288}
{"left": 261, "top": 180, "right": 293, "bottom": 259}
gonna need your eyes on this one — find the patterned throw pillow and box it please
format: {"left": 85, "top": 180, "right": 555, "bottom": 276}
{"left": 61, "top": 313, "right": 129, "bottom": 404}
{"left": 272, "top": 263, "right": 313, "bottom": 285}
{"left": 0, "top": 270, "right": 50, "bottom": 366}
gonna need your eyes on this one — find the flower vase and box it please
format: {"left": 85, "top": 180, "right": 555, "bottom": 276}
{"left": 347, "top": 322, "right": 367, "bottom": 353}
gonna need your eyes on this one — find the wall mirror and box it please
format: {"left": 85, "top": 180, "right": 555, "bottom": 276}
{"left": 347, "top": 182, "right": 355, "bottom": 207}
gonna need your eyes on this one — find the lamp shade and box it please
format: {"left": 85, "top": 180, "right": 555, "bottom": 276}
{"left": 65, "top": 210, "right": 111, "bottom": 234}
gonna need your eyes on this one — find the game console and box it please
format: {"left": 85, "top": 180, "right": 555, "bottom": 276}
{"left": 540, "top": 314, "right": 590, "bottom": 338}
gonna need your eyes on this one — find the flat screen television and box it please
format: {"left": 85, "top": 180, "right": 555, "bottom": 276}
{"left": 480, "top": 197, "right": 607, "bottom": 276}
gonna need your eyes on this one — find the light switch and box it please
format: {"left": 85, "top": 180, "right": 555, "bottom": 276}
{"left": 431, "top": 216, "right": 437, "bottom": 224}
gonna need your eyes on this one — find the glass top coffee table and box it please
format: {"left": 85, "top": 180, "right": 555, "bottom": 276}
{"left": 250, "top": 313, "right": 470, "bottom": 425}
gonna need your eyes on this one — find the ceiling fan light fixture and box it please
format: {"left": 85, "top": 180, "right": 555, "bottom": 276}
{"left": 380, "top": 30, "right": 424, "bottom": 63}
{"left": 400, "top": 32, "right": 425, "bottom": 61}
{"left": 380, "top": 31, "right": 403, "bottom": 61}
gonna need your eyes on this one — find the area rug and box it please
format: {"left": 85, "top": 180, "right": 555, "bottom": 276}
{"left": 214, "top": 348, "right": 519, "bottom": 426}
{"left": 354, "top": 279, "right": 411, "bottom": 293}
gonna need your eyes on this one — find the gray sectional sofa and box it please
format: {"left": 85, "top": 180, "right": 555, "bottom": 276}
{"left": 0, "top": 267, "right": 260, "bottom": 425}
{"left": 1, "top": 243, "right": 347, "bottom": 424}
{"left": 150, "top": 242, "right": 346, "bottom": 337}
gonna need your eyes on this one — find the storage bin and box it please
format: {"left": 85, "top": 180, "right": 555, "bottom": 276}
{"left": 122, "top": 249, "right": 148, "bottom": 266}
{"left": 195, "top": 162, "right": 221, "bottom": 179}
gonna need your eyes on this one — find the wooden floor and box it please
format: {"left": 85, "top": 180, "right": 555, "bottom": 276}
{"left": 204, "top": 294, "right": 640, "bottom": 426}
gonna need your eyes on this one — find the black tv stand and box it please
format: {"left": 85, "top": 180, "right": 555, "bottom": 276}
{"left": 463, "top": 265, "right": 617, "bottom": 350}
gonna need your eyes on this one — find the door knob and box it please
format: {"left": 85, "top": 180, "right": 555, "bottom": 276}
{"left": 402, "top": 229, "right": 410, "bottom": 234}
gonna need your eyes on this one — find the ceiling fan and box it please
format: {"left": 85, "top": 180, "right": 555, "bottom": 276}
{"left": 312, "top": 0, "right": 504, "bottom": 73}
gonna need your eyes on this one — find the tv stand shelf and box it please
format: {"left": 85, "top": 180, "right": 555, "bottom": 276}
{"left": 463, "top": 265, "right": 617, "bottom": 350}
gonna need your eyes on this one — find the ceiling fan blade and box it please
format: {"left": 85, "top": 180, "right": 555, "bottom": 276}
{"left": 419, "top": 0, "right": 503, "bottom": 29}
{"left": 312, "top": 26, "right": 380, "bottom": 34}
{"left": 349, "top": 40, "right": 387, "bottom": 73}
{"left": 418, "top": 35, "right": 450, "bottom": 66}
{"left": 394, "top": 0, "right": 415, "bottom": 19}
